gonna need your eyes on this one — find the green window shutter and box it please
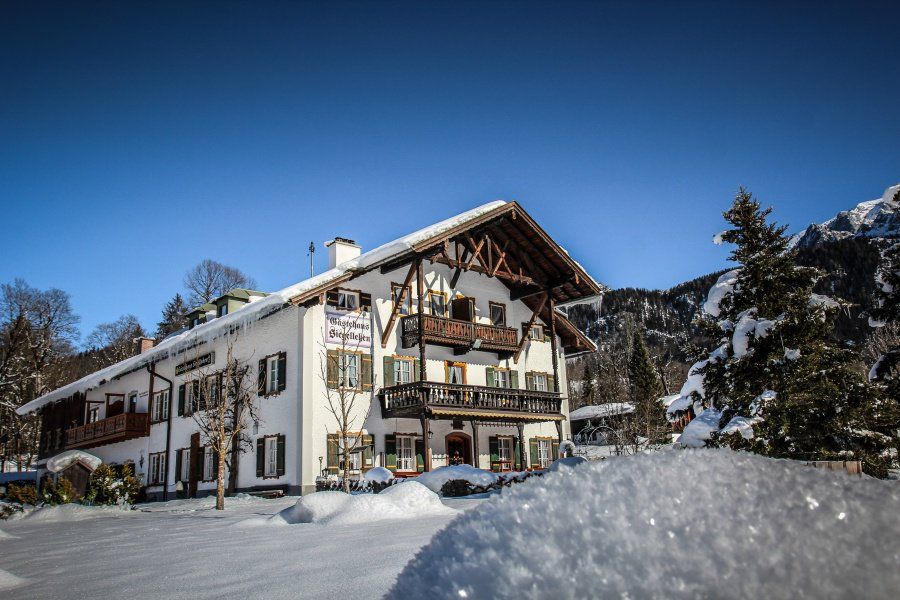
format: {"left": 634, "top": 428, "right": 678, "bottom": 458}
{"left": 485, "top": 367, "right": 495, "bottom": 388}
{"left": 384, "top": 434, "right": 397, "bottom": 471}
{"left": 489, "top": 436, "right": 499, "bottom": 472}
{"left": 256, "top": 438, "right": 264, "bottom": 477}
{"left": 510, "top": 370, "right": 519, "bottom": 389}
{"left": 174, "top": 449, "right": 183, "bottom": 483}
{"left": 525, "top": 372, "right": 535, "bottom": 391}
{"left": 383, "top": 356, "right": 395, "bottom": 387}
{"left": 514, "top": 438, "right": 522, "bottom": 471}
{"left": 196, "top": 446, "right": 206, "bottom": 480}
{"left": 551, "top": 441, "right": 560, "bottom": 461}
{"left": 326, "top": 350, "right": 339, "bottom": 389}
{"left": 276, "top": 434, "right": 286, "bottom": 476}
{"left": 413, "top": 358, "right": 421, "bottom": 382}
{"left": 277, "top": 352, "right": 287, "bottom": 392}
{"left": 257, "top": 358, "right": 266, "bottom": 396}
{"left": 326, "top": 434, "right": 339, "bottom": 473}
{"left": 363, "top": 435, "right": 374, "bottom": 468}
{"left": 415, "top": 437, "right": 425, "bottom": 473}
{"left": 548, "top": 375, "right": 556, "bottom": 393}
{"left": 178, "top": 384, "right": 185, "bottom": 416}
{"left": 529, "top": 438, "right": 539, "bottom": 469}
{"left": 362, "top": 354, "right": 373, "bottom": 391}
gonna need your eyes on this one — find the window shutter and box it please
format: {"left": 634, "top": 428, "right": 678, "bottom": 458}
{"left": 384, "top": 434, "right": 397, "bottom": 472}
{"left": 360, "top": 292, "right": 372, "bottom": 310}
{"left": 277, "top": 352, "right": 287, "bottom": 392}
{"left": 362, "top": 354, "right": 373, "bottom": 391}
{"left": 325, "top": 289, "right": 339, "bottom": 307}
{"left": 363, "top": 435, "right": 374, "bottom": 468}
{"left": 489, "top": 436, "right": 499, "bottom": 472}
{"left": 548, "top": 375, "right": 556, "bottom": 393}
{"left": 257, "top": 359, "right": 266, "bottom": 396}
{"left": 276, "top": 434, "right": 286, "bottom": 476}
{"left": 485, "top": 367, "right": 495, "bottom": 388}
{"left": 326, "top": 350, "right": 339, "bottom": 388}
{"left": 383, "top": 356, "right": 395, "bottom": 387}
{"left": 326, "top": 434, "right": 339, "bottom": 473}
{"left": 178, "top": 384, "right": 185, "bottom": 416}
{"left": 415, "top": 437, "right": 425, "bottom": 473}
{"left": 256, "top": 438, "right": 265, "bottom": 477}
{"left": 175, "top": 449, "right": 183, "bottom": 483}
{"left": 551, "top": 440, "right": 560, "bottom": 461}
{"left": 529, "top": 438, "right": 540, "bottom": 469}
{"left": 196, "top": 446, "right": 206, "bottom": 480}
{"left": 525, "top": 372, "right": 535, "bottom": 391}
{"left": 413, "top": 359, "right": 421, "bottom": 382}
{"left": 510, "top": 370, "right": 519, "bottom": 389}
{"left": 192, "top": 380, "right": 201, "bottom": 412}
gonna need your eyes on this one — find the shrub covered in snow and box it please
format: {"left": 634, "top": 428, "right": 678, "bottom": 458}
{"left": 272, "top": 481, "right": 456, "bottom": 526}
{"left": 388, "top": 450, "right": 900, "bottom": 599}
{"left": 41, "top": 477, "right": 75, "bottom": 505}
{"left": 85, "top": 464, "right": 140, "bottom": 506}
{"left": 416, "top": 465, "right": 499, "bottom": 495}
{"left": 546, "top": 455, "right": 587, "bottom": 471}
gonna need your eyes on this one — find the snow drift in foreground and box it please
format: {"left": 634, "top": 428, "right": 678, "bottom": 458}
{"left": 388, "top": 450, "right": 900, "bottom": 600}
{"left": 0, "top": 568, "right": 26, "bottom": 592}
{"left": 271, "top": 482, "right": 455, "bottom": 526}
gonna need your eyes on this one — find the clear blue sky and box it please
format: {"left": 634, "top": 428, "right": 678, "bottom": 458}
{"left": 1, "top": 1, "right": 898, "bottom": 343}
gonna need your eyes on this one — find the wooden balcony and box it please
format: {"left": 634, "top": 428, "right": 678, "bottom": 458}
{"left": 64, "top": 412, "right": 150, "bottom": 450}
{"left": 379, "top": 381, "right": 563, "bottom": 421}
{"left": 400, "top": 314, "right": 519, "bottom": 355}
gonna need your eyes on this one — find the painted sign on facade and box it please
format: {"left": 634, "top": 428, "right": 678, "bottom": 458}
{"left": 175, "top": 352, "right": 215, "bottom": 376}
{"left": 325, "top": 311, "right": 373, "bottom": 349}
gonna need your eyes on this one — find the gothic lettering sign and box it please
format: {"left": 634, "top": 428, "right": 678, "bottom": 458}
{"left": 326, "top": 311, "right": 373, "bottom": 349}
{"left": 175, "top": 352, "right": 215, "bottom": 376}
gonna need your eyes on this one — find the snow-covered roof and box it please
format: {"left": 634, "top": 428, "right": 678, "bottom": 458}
{"left": 20, "top": 200, "right": 598, "bottom": 415}
{"left": 568, "top": 403, "right": 635, "bottom": 421}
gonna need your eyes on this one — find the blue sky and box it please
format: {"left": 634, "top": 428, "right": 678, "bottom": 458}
{"left": 1, "top": 1, "right": 898, "bottom": 343}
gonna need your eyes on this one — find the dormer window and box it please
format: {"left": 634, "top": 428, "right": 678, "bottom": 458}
{"left": 191, "top": 317, "right": 201, "bottom": 328}
{"left": 337, "top": 290, "right": 359, "bottom": 312}
{"left": 217, "top": 304, "right": 228, "bottom": 317}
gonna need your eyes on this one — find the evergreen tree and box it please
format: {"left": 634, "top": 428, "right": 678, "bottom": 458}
{"left": 867, "top": 236, "right": 900, "bottom": 459}
{"left": 627, "top": 330, "right": 668, "bottom": 447}
{"left": 697, "top": 188, "right": 890, "bottom": 475}
{"left": 156, "top": 293, "right": 189, "bottom": 339}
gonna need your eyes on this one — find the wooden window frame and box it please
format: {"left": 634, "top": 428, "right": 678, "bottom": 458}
{"left": 529, "top": 324, "right": 545, "bottom": 341}
{"left": 201, "top": 445, "right": 216, "bottom": 482}
{"left": 428, "top": 290, "right": 448, "bottom": 317}
{"left": 258, "top": 351, "right": 287, "bottom": 398}
{"left": 496, "top": 436, "right": 515, "bottom": 470}
{"left": 339, "top": 349, "right": 366, "bottom": 391}
{"left": 393, "top": 355, "right": 416, "bottom": 385}
{"left": 395, "top": 434, "right": 417, "bottom": 473}
{"left": 444, "top": 361, "right": 467, "bottom": 385}
{"left": 534, "top": 436, "right": 553, "bottom": 469}
{"left": 178, "top": 448, "right": 191, "bottom": 483}
{"left": 489, "top": 301, "right": 507, "bottom": 327}
{"left": 494, "top": 366, "right": 511, "bottom": 389}
{"left": 148, "top": 451, "right": 166, "bottom": 486}
{"left": 265, "top": 355, "right": 280, "bottom": 394}
{"left": 262, "top": 434, "right": 280, "bottom": 479}
{"left": 391, "top": 283, "right": 412, "bottom": 316}
{"left": 151, "top": 389, "right": 170, "bottom": 424}
{"left": 336, "top": 288, "right": 361, "bottom": 312}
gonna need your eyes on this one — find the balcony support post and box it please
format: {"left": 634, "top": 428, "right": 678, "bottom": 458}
{"left": 555, "top": 419, "right": 564, "bottom": 453}
{"left": 470, "top": 420, "right": 480, "bottom": 468}
{"left": 516, "top": 421, "right": 527, "bottom": 470}
{"left": 420, "top": 414, "right": 432, "bottom": 472}
{"left": 416, "top": 257, "right": 427, "bottom": 382}
{"left": 549, "top": 296, "right": 560, "bottom": 394}
{"left": 514, "top": 292, "right": 548, "bottom": 363}
{"left": 381, "top": 261, "right": 417, "bottom": 348}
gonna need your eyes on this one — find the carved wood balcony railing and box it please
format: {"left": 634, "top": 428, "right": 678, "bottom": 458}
{"left": 64, "top": 412, "right": 150, "bottom": 450}
{"left": 400, "top": 314, "right": 519, "bottom": 354}
{"left": 380, "top": 381, "right": 561, "bottom": 419}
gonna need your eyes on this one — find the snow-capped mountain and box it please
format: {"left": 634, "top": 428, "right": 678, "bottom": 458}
{"left": 789, "top": 184, "right": 900, "bottom": 249}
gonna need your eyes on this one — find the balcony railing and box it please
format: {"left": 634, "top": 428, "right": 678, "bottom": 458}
{"left": 64, "top": 412, "right": 150, "bottom": 450}
{"left": 401, "top": 314, "right": 519, "bottom": 354}
{"left": 380, "top": 381, "right": 561, "bottom": 419}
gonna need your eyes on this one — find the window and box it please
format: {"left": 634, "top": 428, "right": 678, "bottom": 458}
{"left": 127, "top": 391, "right": 138, "bottom": 413}
{"left": 536, "top": 439, "right": 551, "bottom": 468}
{"left": 179, "top": 448, "right": 190, "bottom": 482}
{"left": 445, "top": 362, "right": 465, "bottom": 385}
{"left": 495, "top": 369, "right": 510, "bottom": 389}
{"left": 185, "top": 381, "right": 196, "bottom": 413}
{"left": 397, "top": 435, "right": 415, "bottom": 471}
{"left": 341, "top": 353, "right": 360, "bottom": 388}
{"left": 203, "top": 446, "right": 215, "bottom": 481}
{"left": 191, "top": 317, "right": 201, "bottom": 328}
{"left": 530, "top": 324, "right": 544, "bottom": 341}
{"left": 267, "top": 355, "right": 280, "bottom": 394}
{"left": 394, "top": 358, "right": 413, "bottom": 385}
{"left": 391, "top": 284, "right": 411, "bottom": 316}
{"left": 490, "top": 302, "right": 506, "bottom": 327}
{"left": 337, "top": 290, "right": 359, "bottom": 311}
{"left": 264, "top": 437, "right": 279, "bottom": 477}
{"left": 429, "top": 291, "right": 447, "bottom": 317}
{"left": 217, "top": 303, "right": 228, "bottom": 317}
{"left": 533, "top": 373, "right": 549, "bottom": 392}
{"left": 87, "top": 405, "right": 100, "bottom": 423}
{"left": 152, "top": 390, "right": 169, "bottom": 422}
{"left": 206, "top": 375, "right": 220, "bottom": 406}
{"left": 498, "top": 437, "right": 513, "bottom": 464}
{"left": 149, "top": 452, "right": 166, "bottom": 485}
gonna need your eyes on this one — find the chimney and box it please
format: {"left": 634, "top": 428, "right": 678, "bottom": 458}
{"left": 135, "top": 337, "right": 156, "bottom": 355}
{"left": 325, "top": 237, "right": 361, "bottom": 269}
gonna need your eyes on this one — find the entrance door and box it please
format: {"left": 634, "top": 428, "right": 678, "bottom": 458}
{"left": 445, "top": 433, "right": 472, "bottom": 466}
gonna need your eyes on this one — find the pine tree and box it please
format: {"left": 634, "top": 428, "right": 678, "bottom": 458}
{"left": 627, "top": 331, "right": 667, "bottom": 447}
{"left": 156, "top": 293, "right": 189, "bottom": 339}
{"left": 867, "top": 237, "right": 900, "bottom": 460}
{"left": 697, "top": 188, "right": 890, "bottom": 475}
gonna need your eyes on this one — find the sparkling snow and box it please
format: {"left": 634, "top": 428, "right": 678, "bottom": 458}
{"left": 702, "top": 269, "right": 740, "bottom": 317}
{"left": 415, "top": 465, "right": 499, "bottom": 494}
{"left": 388, "top": 450, "right": 900, "bottom": 600}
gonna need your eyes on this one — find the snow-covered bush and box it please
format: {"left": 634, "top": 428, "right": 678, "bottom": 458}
{"left": 41, "top": 477, "right": 75, "bottom": 505}
{"left": 2, "top": 483, "right": 37, "bottom": 506}
{"left": 388, "top": 450, "right": 900, "bottom": 599}
{"left": 85, "top": 464, "right": 140, "bottom": 505}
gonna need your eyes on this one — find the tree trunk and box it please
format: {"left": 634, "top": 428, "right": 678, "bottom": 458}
{"left": 341, "top": 431, "right": 350, "bottom": 494}
{"left": 216, "top": 446, "right": 226, "bottom": 510}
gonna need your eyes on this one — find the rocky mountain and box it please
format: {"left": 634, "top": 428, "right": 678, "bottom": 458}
{"left": 790, "top": 184, "right": 900, "bottom": 249}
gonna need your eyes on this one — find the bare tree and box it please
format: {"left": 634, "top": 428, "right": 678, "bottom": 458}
{"left": 85, "top": 314, "right": 146, "bottom": 369}
{"left": 319, "top": 329, "right": 373, "bottom": 494}
{"left": 189, "top": 337, "right": 260, "bottom": 510}
{"left": 184, "top": 259, "right": 257, "bottom": 306}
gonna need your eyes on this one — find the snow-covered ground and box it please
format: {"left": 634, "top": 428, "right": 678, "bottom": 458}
{"left": 0, "top": 491, "right": 484, "bottom": 599}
